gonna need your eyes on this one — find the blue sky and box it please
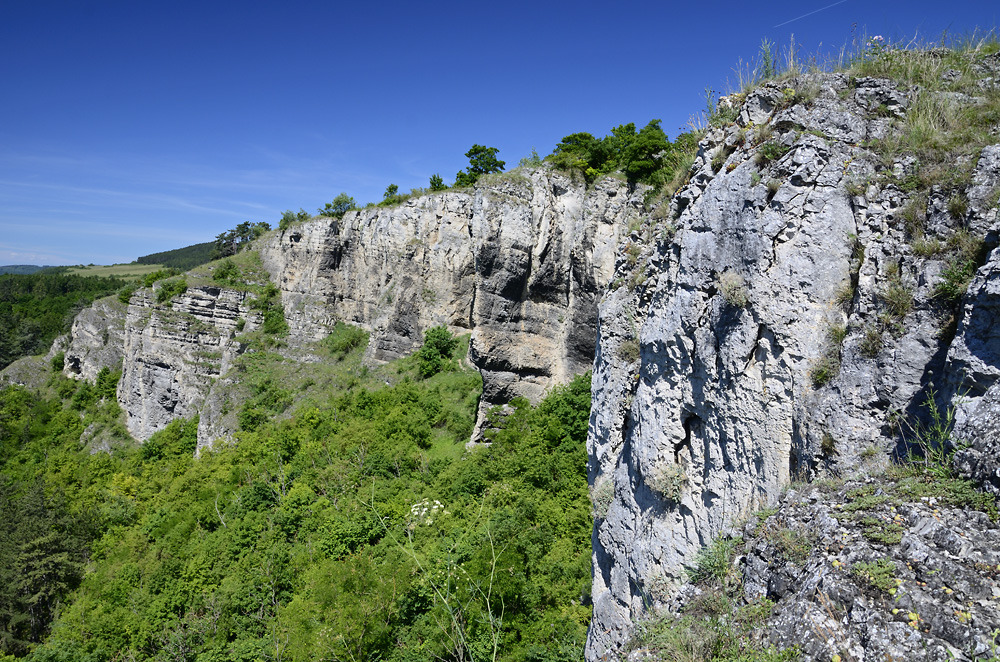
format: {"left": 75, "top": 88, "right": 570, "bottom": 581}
{"left": 1, "top": 0, "right": 997, "bottom": 265}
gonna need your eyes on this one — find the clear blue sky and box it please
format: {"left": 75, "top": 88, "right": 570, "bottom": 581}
{"left": 1, "top": 0, "right": 996, "bottom": 265}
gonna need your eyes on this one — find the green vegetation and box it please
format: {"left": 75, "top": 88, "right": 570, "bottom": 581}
{"left": 319, "top": 193, "right": 357, "bottom": 219}
{"left": 249, "top": 284, "right": 289, "bottom": 338}
{"left": 455, "top": 145, "right": 506, "bottom": 187}
{"left": 0, "top": 273, "right": 129, "bottom": 370}
{"left": 322, "top": 321, "right": 369, "bottom": 359}
{"left": 63, "top": 263, "right": 167, "bottom": 278}
{"left": 155, "top": 277, "right": 188, "bottom": 304}
{"left": 718, "top": 271, "right": 748, "bottom": 308}
{"left": 278, "top": 209, "right": 312, "bottom": 231}
{"left": 429, "top": 174, "right": 447, "bottom": 191}
{"left": 0, "top": 265, "right": 47, "bottom": 275}
{"left": 546, "top": 120, "right": 700, "bottom": 196}
{"left": 213, "top": 222, "right": 272, "bottom": 259}
{"left": 135, "top": 242, "right": 215, "bottom": 271}
{"left": 851, "top": 558, "right": 898, "bottom": 593}
{"left": 416, "top": 326, "right": 460, "bottom": 378}
{"left": 0, "top": 323, "right": 594, "bottom": 661}
{"left": 626, "top": 534, "right": 796, "bottom": 661}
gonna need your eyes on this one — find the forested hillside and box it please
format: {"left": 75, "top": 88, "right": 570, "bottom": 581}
{"left": 135, "top": 243, "right": 216, "bottom": 271}
{"left": 0, "top": 328, "right": 593, "bottom": 662}
{"left": 0, "top": 274, "right": 129, "bottom": 371}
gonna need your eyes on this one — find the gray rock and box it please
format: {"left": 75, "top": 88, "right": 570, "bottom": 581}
{"left": 63, "top": 295, "right": 127, "bottom": 382}
{"left": 119, "top": 286, "right": 253, "bottom": 443}
{"left": 113, "top": 166, "right": 637, "bottom": 448}
{"left": 585, "top": 65, "right": 1000, "bottom": 659}
{"left": 256, "top": 167, "right": 638, "bottom": 439}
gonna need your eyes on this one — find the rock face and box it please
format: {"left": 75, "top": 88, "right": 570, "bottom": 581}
{"left": 947, "top": 245, "right": 1000, "bottom": 495}
{"left": 636, "top": 472, "right": 1000, "bottom": 662}
{"left": 63, "top": 296, "right": 127, "bottom": 382}
{"left": 116, "top": 167, "right": 638, "bottom": 446}
{"left": 586, "top": 70, "right": 1000, "bottom": 659}
{"left": 257, "top": 168, "right": 636, "bottom": 435}
{"left": 119, "top": 285, "right": 255, "bottom": 442}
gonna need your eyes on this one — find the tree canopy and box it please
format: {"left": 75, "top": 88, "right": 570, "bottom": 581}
{"left": 318, "top": 193, "right": 357, "bottom": 219}
{"left": 212, "top": 222, "right": 272, "bottom": 259}
{"left": 455, "top": 145, "right": 505, "bottom": 187}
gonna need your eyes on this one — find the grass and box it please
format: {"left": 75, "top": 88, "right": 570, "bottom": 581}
{"left": 188, "top": 250, "right": 273, "bottom": 294}
{"left": 933, "top": 231, "right": 986, "bottom": 304}
{"left": 858, "top": 325, "right": 884, "bottom": 358}
{"left": 770, "top": 527, "right": 815, "bottom": 565}
{"left": 811, "top": 324, "right": 847, "bottom": 388}
{"left": 323, "top": 321, "right": 370, "bottom": 359}
{"left": 851, "top": 558, "right": 898, "bottom": 593}
{"left": 689, "top": 537, "right": 742, "bottom": 586}
{"left": 648, "top": 462, "right": 688, "bottom": 502}
{"left": 66, "top": 263, "right": 167, "bottom": 277}
{"left": 755, "top": 141, "right": 789, "bottom": 167}
{"left": 718, "top": 272, "right": 749, "bottom": 308}
{"left": 880, "top": 268, "right": 913, "bottom": 321}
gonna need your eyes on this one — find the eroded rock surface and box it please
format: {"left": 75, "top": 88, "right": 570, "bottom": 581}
{"left": 113, "top": 167, "right": 636, "bottom": 447}
{"left": 63, "top": 296, "right": 127, "bottom": 382}
{"left": 119, "top": 285, "right": 255, "bottom": 442}
{"left": 257, "top": 168, "right": 636, "bottom": 435}
{"left": 586, "top": 69, "right": 1000, "bottom": 659}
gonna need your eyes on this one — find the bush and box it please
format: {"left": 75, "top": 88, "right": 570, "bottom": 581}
{"left": 319, "top": 193, "right": 356, "bottom": 219}
{"left": 213, "top": 258, "right": 242, "bottom": 286}
{"left": 718, "top": 271, "right": 748, "bottom": 308}
{"left": 429, "top": 174, "right": 447, "bottom": 191}
{"left": 156, "top": 278, "right": 187, "bottom": 304}
{"left": 416, "top": 326, "right": 459, "bottom": 378}
{"left": 324, "top": 322, "right": 369, "bottom": 359}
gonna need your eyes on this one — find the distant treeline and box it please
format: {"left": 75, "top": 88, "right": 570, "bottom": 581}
{"left": 0, "top": 273, "right": 128, "bottom": 371}
{"left": 135, "top": 241, "right": 215, "bottom": 271}
{"left": 0, "top": 265, "right": 47, "bottom": 275}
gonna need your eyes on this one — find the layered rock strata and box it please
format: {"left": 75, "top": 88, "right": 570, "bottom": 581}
{"left": 63, "top": 296, "right": 127, "bottom": 382}
{"left": 119, "top": 285, "right": 255, "bottom": 442}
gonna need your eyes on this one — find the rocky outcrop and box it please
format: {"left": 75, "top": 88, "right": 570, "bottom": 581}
{"left": 947, "top": 245, "right": 1000, "bottom": 494}
{"left": 63, "top": 296, "right": 127, "bottom": 382}
{"left": 586, "top": 69, "right": 1000, "bottom": 659}
{"left": 631, "top": 471, "right": 1000, "bottom": 662}
{"left": 115, "top": 167, "right": 637, "bottom": 446}
{"left": 257, "top": 168, "right": 636, "bottom": 434}
{"left": 119, "top": 285, "right": 255, "bottom": 442}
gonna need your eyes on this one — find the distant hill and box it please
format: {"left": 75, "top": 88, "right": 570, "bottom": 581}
{"left": 0, "top": 265, "right": 48, "bottom": 275}
{"left": 136, "top": 242, "right": 215, "bottom": 271}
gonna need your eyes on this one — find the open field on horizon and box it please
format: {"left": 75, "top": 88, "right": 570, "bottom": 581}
{"left": 64, "top": 263, "right": 166, "bottom": 277}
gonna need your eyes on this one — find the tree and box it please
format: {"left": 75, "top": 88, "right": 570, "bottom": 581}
{"left": 212, "top": 222, "right": 271, "bottom": 258}
{"left": 279, "top": 208, "right": 311, "bottom": 231}
{"left": 384, "top": 184, "right": 399, "bottom": 201}
{"left": 319, "top": 193, "right": 356, "bottom": 219}
{"left": 416, "top": 326, "right": 459, "bottom": 378}
{"left": 455, "top": 145, "right": 505, "bottom": 187}
{"left": 429, "top": 174, "right": 447, "bottom": 191}
{"left": 620, "top": 119, "right": 669, "bottom": 183}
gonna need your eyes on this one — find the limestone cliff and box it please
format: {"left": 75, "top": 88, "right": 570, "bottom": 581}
{"left": 118, "top": 285, "right": 256, "bottom": 442}
{"left": 114, "top": 167, "right": 638, "bottom": 446}
{"left": 254, "top": 168, "right": 635, "bottom": 436}
{"left": 585, "top": 68, "right": 1000, "bottom": 658}
{"left": 63, "top": 296, "right": 127, "bottom": 382}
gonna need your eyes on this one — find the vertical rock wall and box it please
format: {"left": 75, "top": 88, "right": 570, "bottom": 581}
{"left": 113, "top": 166, "right": 639, "bottom": 446}
{"left": 585, "top": 72, "right": 1000, "bottom": 659}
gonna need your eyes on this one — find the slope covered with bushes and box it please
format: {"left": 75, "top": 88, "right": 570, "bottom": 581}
{"left": 0, "top": 329, "right": 593, "bottom": 662}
